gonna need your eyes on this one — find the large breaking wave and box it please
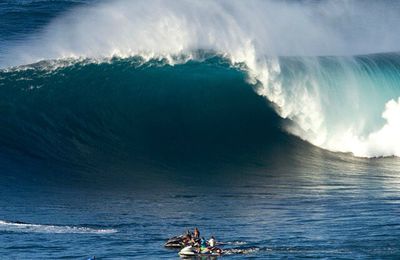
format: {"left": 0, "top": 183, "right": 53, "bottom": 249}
{"left": 1, "top": 0, "right": 400, "bottom": 158}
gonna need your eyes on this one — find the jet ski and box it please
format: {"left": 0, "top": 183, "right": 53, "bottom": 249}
{"left": 164, "top": 235, "right": 186, "bottom": 248}
{"left": 165, "top": 231, "right": 200, "bottom": 248}
{"left": 178, "top": 246, "right": 223, "bottom": 257}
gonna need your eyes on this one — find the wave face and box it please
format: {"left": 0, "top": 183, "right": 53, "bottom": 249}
{"left": 0, "top": 58, "right": 290, "bottom": 177}
{"left": 1, "top": 0, "right": 400, "bottom": 160}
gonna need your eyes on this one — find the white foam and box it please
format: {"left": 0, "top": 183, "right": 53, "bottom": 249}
{"left": 253, "top": 58, "right": 400, "bottom": 158}
{"left": 326, "top": 97, "right": 400, "bottom": 157}
{"left": 0, "top": 220, "right": 117, "bottom": 234}
{"left": 3, "top": 0, "right": 400, "bottom": 67}
{"left": 224, "top": 247, "right": 260, "bottom": 255}
{"left": 222, "top": 241, "right": 248, "bottom": 245}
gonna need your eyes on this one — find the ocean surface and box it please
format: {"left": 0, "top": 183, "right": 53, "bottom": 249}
{"left": 1, "top": 0, "right": 400, "bottom": 259}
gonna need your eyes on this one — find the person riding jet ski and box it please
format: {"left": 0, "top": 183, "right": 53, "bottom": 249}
{"left": 193, "top": 227, "right": 200, "bottom": 238}
{"left": 208, "top": 236, "right": 216, "bottom": 247}
{"left": 199, "top": 237, "right": 209, "bottom": 253}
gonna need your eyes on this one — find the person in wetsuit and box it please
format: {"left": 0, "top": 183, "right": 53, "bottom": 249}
{"left": 200, "top": 237, "right": 209, "bottom": 253}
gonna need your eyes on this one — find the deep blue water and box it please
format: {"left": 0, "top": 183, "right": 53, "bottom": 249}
{"left": 1, "top": 153, "right": 400, "bottom": 259}
{"left": 1, "top": 1, "right": 400, "bottom": 259}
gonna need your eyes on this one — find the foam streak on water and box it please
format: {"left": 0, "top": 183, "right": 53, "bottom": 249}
{"left": 0, "top": 220, "right": 116, "bottom": 234}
